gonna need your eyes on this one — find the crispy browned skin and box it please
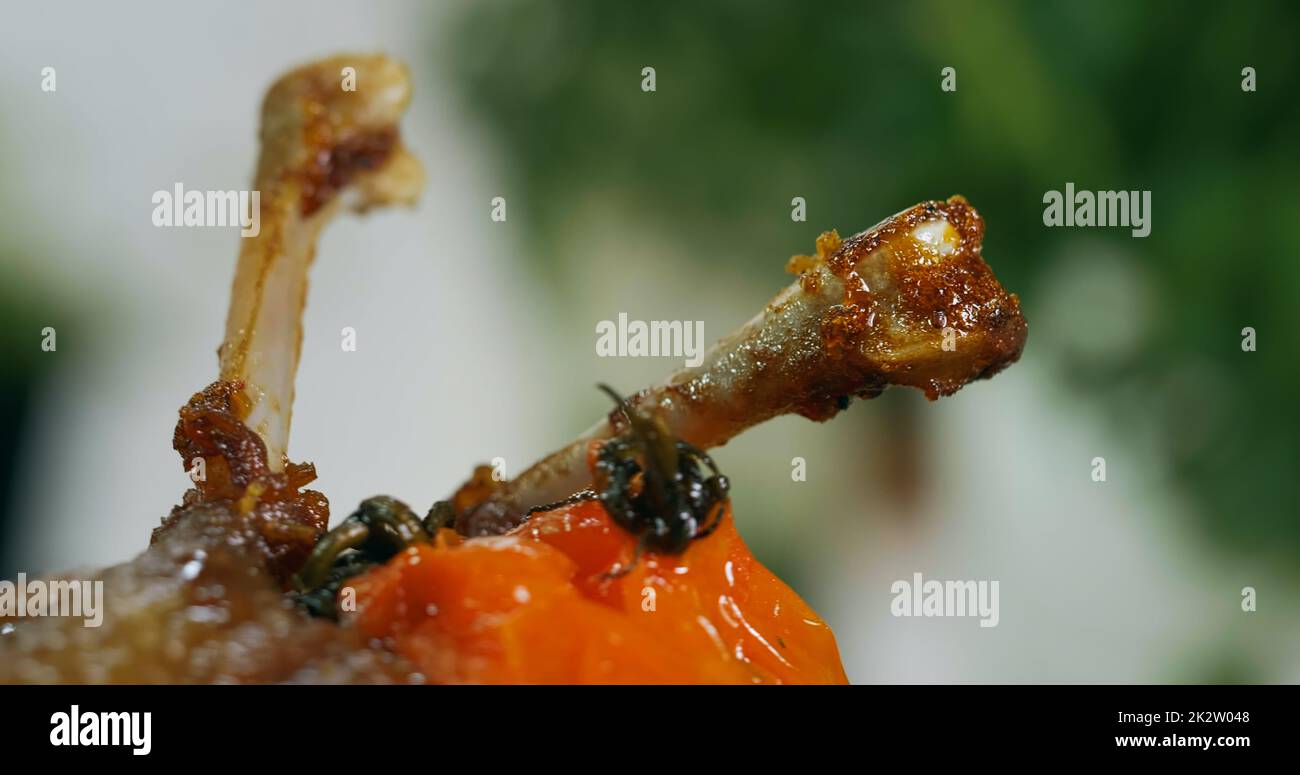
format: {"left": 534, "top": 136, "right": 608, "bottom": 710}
{"left": 458, "top": 196, "right": 1027, "bottom": 534}
{"left": 156, "top": 55, "right": 424, "bottom": 581}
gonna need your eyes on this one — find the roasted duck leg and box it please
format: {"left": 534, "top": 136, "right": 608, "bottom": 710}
{"left": 0, "top": 53, "right": 1026, "bottom": 683}
{"left": 0, "top": 55, "right": 424, "bottom": 683}
{"left": 156, "top": 55, "right": 425, "bottom": 581}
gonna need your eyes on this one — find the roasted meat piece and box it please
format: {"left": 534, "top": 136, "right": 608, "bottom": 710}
{"left": 0, "top": 54, "right": 1026, "bottom": 685}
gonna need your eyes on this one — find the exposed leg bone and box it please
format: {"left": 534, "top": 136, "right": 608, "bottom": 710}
{"left": 218, "top": 54, "right": 424, "bottom": 472}
{"left": 156, "top": 55, "right": 424, "bottom": 581}
{"left": 458, "top": 196, "right": 1027, "bottom": 535}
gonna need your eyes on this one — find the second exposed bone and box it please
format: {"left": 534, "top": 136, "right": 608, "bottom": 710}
{"left": 458, "top": 197, "right": 1027, "bottom": 535}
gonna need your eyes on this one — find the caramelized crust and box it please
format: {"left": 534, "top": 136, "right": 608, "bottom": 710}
{"left": 155, "top": 380, "right": 327, "bottom": 585}
{"left": 824, "top": 196, "right": 1026, "bottom": 399}
{"left": 3, "top": 503, "right": 412, "bottom": 684}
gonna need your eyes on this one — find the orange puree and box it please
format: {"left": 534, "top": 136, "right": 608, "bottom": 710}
{"left": 348, "top": 499, "right": 847, "bottom": 684}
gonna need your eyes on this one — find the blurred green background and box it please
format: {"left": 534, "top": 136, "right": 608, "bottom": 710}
{"left": 438, "top": 0, "right": 1298, "bottom": 564}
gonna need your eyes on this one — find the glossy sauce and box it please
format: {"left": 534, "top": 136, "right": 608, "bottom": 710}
{"left": 349, "top": 499, "right": 848, "bottom": 684}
